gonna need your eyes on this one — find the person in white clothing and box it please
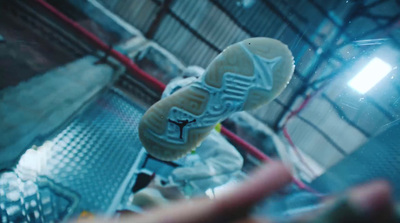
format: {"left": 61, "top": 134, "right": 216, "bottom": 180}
{"left": 133, "top": 66, "right": 244, "bottom": 207}
{"left": 163, "top": 66, "right": 244, "bottom": 196}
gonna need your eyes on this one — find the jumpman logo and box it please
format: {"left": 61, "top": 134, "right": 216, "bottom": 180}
{"left": 168, "top": 119, "right": 196, "bottom": 139}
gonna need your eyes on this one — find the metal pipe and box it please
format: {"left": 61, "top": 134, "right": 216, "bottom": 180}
{"left": 35, "top": 0, "right": 166, "bottom": 94}
{"left": 220, "top": 127, "right": 271, "bottom": 162}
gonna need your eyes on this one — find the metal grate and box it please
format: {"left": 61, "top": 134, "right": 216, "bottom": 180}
{"left": 0, "top": 89, "right": 146, "bottom": 221}
{"left": 42, "top": 89, "right": 144, "bottom": 214}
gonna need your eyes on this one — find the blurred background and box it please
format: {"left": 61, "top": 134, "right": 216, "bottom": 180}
{"left": 0, "top": 0, "right": 399, "bottom": 221}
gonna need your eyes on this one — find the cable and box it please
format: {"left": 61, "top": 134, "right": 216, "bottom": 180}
{"left": 281, "top": 94, "right": 318, "bottom": 178}
{"left": 280, "top": 81, "right": 331, "bottom": 179}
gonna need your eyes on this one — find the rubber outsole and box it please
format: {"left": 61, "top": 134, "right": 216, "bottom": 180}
{"left": 139, "top": 37, "right": 294, "bottom": 161}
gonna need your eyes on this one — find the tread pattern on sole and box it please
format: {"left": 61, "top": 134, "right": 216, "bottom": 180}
{"left": 141, "top": 87, "right": 209, "bottom": 136}
{"left": 205, "top": 44, "right": 254, "bottom": 88}
{"left": 139, "top": 37, "right": 294, "bottom": 161}
{"left": 139, "top": 124, "right": 215, "bottom": 161}
{"left": 243, "top": 88, "right": 273, "bottom": 110}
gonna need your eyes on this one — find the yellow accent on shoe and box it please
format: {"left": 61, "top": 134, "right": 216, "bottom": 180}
{"left": 214, "top": 123, "right": 222, "bottom": 133}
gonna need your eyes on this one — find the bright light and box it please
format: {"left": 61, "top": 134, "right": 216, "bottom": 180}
{"left": 348, "top": 57, "right": 392, "bottom": 94}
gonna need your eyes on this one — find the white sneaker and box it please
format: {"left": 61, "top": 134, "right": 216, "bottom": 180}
{"left": 139, "top": 37, "right": 294, "bottom": 161}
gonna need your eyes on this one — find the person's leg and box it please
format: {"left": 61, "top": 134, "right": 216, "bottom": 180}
{"left": 139, "top": 37, "right": 294, "bottom": 161}
{"left": 171, "top": 130, "right": 243, "bottom": 183}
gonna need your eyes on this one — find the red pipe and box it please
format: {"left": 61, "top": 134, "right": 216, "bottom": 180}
{"left": 220, "top": 127, "right": 271, "bottom": 161}
{"left": 221, "top": 127, "right": 320, "bottom": 195}
{"left": 35, "top": 0, "right": 318, "bottom": 194}
{"left": 35, "top": 0, "right": 165, "bottom": 94}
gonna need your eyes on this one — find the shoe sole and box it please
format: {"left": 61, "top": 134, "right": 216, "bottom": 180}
{"left": 139, "top": 37, "right": 294, "bottom": 161}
